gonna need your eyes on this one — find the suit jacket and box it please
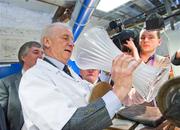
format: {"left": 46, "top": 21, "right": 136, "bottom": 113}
{"left": 62, "top": 98, "right": 112, "bottom": 130}
{"left": 0, "top": 104, "right": 7, "bottom": 130}
{"left": 152, "top": 55, "right": 171, "bottom": 68}
{"left": 0, "top": 72, "right": 24, "bottom": 130}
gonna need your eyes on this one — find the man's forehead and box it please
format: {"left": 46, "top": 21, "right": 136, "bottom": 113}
{"left": 55, "top": 26, "right": 73, "bottom": 35}
{"left": 142, "top": 30, "right": 157, "bottom": 35}
{"left": 64, "top": 29, "right": 73, "bottom": 36}
{"left": 30, "top": 46, "right": 42, "bottom": 51}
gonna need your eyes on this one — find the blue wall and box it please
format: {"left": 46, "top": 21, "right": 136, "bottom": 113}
{"left": 68, "top": 60, "right": 80, "bottom": 75}
{"left": 0, "top": 61, "right": 78, "bottom": 78}
{"left": 0, "top": 63, "right": 22, "bottom": 78}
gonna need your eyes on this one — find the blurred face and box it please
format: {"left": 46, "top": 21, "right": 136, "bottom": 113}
{"left": 80, "top": 69, "right": 100, "bottom": 84}
{"left": 44, "top": 26, "right": 74, "bottom": 64}
{"left": 22, "top": 46, "right": 43, "bottom": 69}
{"left": 139, "top": 30, "right": 161, "bottom": 54}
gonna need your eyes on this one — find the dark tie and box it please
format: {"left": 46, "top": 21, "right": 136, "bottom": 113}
{"left": 63, "top": 65, "right": 72, "bottom": 77}
{"left": 44, "top": 58, "right": 72, "bottom": 77}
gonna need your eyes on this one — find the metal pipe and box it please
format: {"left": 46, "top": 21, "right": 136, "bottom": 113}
{"left": 68, "top": 0, "right": 100, "bottom": 74}
{"left": 164, "top": 0, "right": 175, "bottom": 30}
{"left": 70, "top": 0, "right": 100, "bottom": 41}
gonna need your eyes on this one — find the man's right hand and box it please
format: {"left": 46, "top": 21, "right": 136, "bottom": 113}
{"left": 111, "top": 54, "right": 141, "bottom": 101}
{"left": 176, "top": 49, "right": 180, "bottom": 59}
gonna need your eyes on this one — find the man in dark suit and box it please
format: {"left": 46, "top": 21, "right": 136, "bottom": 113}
{"left": 0, "top": 41, "right": 43, "bottom": 130}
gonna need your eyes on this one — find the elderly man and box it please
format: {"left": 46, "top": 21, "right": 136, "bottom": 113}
{"left": 19, "top": 22, "right": 141, "bottom": 130}
{"left": 0, "top": 41, "right": 43, "bottom": 130}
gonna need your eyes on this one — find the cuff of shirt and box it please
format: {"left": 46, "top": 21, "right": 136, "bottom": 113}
{"left": 102, "top": 90, "right": 122, "bottom": 119}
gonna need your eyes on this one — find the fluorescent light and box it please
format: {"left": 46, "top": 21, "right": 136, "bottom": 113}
{"left": 96, "top": 0, "right": 131, "bottom": 12}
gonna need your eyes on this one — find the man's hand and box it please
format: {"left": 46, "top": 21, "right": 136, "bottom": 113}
{"left": 111, "top": 54, "right": 141, "bottom": 101}
{"left": 176, "top": 49, "right": 180, "bottom": 59}
{"left": 124, "top": 38, "right": 140, "bottom": 60}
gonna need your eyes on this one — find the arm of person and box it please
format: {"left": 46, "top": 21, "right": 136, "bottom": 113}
{"left": 122, "top": 88, "right": 145, "bottom": 106}
{"left": 0, "top": 104, "right": 7, "bottom": 130}
{"left": 0, "top": 79, "right": 8, "bottom": 113}
{"left": 62, "top": 98, "right": 112, "bottom": 130}
{"left": 171, "top": 50, "right": 180, "bottom": 65}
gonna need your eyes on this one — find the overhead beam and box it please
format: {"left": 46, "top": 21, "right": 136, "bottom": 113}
{"left": 52, "top": 6, "right": 74, "bottom": 23}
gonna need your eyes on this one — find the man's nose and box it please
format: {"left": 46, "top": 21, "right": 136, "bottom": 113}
{"left": 144, "top": 37, "right": 149, "bottom": 42}
{"left": 69, "top": 41, "right": 74, "bottom": 47}
{"left": 38, "top": 53, "right": 44, "bottom": 59}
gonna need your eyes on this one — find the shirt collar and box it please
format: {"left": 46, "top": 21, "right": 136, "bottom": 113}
{"left": 21, "top": 69, "right": 25, "bottom": 75}
{"left": 45, "top": 55, "right": 65, "bottom": 70}
{"left": 144, "top": 54, "right": 155, "bottom": 65}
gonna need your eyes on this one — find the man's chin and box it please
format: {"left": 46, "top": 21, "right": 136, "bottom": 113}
{"left": 65, "top": 55, "right": 72, "bottom": 62}
{"left": 141, "top": 49, "right": 154, "bottom": 53}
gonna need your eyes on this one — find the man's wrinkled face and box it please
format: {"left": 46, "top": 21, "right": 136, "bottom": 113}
{"left": 23, "top": 46, "right": 43, "bottom": 68}
{"left": 44, "top": 26, "right": 74, "bottom": 64}
{"left": 140, "top": 30, "right": 161, "bottom": 54}
{"left": 80, "top": 69, "right": 100, "bottom": 84}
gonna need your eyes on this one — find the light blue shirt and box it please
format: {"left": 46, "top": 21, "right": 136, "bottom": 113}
{"left": 102, "top": 91, "right": 122, "bottom": 118}
{"left": 45, "top": 56, "right": 65, "bottom": 70}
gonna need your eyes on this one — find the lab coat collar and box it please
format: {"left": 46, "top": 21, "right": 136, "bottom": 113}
{"left": 36, "top": 59, "right": 78, "bottom": 80}
{"left": 44, "top": 56, "right": 64, "bottom": 71}
{"left": 36, "top": 59, "right": 61, "bottom": 73}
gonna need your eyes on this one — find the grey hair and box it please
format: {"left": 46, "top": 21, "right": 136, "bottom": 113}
{"left": 40, "top": 22, "right": 72, "bottom": 44}
{"left": 18, "top": 41, "right": 41, "bottom": 65}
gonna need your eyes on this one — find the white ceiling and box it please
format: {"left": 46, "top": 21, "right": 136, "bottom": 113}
{"left": 0, "top": 0, "right": 180, "bottom": 29}
{"left": 0, "top": 0, "right": 58, "bottom": 14}
{"left": 0, "top": 0, "right": 180, "bottom": 63}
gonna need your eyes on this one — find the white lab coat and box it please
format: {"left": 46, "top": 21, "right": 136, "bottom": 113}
{"left": 19, "top": 59, "right": 92, "bottom": 130}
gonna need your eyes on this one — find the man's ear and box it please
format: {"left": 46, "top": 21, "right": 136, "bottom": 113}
{"left": 43, "top": 37, "right": 50, "bottom": 48}
{"left": 158, "top": 38, "right": 162, "bottom": 46}
{"left": 21, "top": 55, "right": 26, "bottom": 63}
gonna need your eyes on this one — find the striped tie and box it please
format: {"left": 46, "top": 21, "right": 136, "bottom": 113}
{"left": 63, "top": 65, "right": 72, "bottom": 77}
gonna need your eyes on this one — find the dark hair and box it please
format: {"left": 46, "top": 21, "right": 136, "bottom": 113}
{"left": 18, "top": 41, "right": 41, "bottom": 64}
{"left": 145, "top": 13, "right": 165, "bottom": 30}
{"left": 156, "top": 30, "right": 161, "bottom": 39}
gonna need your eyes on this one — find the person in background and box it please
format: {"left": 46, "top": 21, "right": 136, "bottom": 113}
{"left": 138, "top": 29, "right": 170, "bottom": 67}
{"left": 80, "top": 69, "right": 100, "bottom": 84}
{"left": 19, "top": 22, "right": 141, "bottom": 130}
{"left": 0, "top": 41, "right": 43, "bottom": 130}
{"left": 122, "top": 29, "right": 171, "bottom": 106}
{"left": 171, "top": 49, "right": 180, "bottom": 65}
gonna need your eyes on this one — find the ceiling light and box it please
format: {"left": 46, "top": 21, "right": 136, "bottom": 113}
{"left": 96, "top": 0, "right": 131, "bottom": 12}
